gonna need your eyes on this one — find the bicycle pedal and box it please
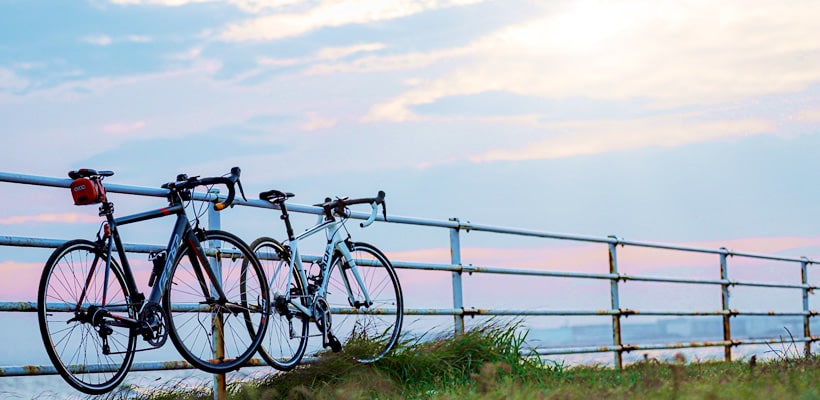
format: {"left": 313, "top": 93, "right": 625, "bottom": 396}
{"left": 326, "top": 334, "right": 342, "bottom": 353}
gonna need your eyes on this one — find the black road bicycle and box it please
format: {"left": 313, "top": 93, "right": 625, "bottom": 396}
{"left": 37, "top": 167, "right": 269, "bottom": 395}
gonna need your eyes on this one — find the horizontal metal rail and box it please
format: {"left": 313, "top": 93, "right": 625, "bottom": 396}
{"left": 0, "top": 170, "right": 817, "bottom": 392}
{"left": 534, "top": 335, "right": 820, "bottom": 356}
{"left": 0, "top": 358, "right": 269, "bottom": 377}
{"left": 5, "top": 234, "right": 816, "bottom": 291}
{"left": 5, "top": 301, "right": 816, "bottom": 320}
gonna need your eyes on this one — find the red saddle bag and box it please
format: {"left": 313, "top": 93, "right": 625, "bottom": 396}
{"left": 70, "top": 178, "right": 106, "bottom": 206}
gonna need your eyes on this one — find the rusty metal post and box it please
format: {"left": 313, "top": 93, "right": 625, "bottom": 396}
{"left": 449, "top": 218, "right": 465, "bottom": 336}
{"left": 719, "top": 248, "right": 732, "bottom": 362}
{"left": 208, "top": 189, "right": 227, "bottom": 400}
{"left": 608, "top": 238, "right": 623, "bottom": 369}
{"left": 801, "top": 257, "right": 811, "bottom": 358}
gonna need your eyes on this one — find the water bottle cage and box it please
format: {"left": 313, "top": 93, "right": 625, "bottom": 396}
{"left": 308, "top": 273, "right": 322, "bottom": 283}
{"left": 148, "top": 251, "right": 166, "bottom": 287}
{"left": 307, "top": 283, "right": 319, "bottom": 295}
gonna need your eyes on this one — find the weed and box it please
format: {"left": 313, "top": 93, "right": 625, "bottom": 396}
{"left": 127, "top": 320, "right": 818, "bottom": 400}
{"left": 765, "top": 326, "right": 804, "bottom": 363}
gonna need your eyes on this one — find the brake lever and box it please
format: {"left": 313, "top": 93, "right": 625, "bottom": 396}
{"left": 237, "top": 179, "right": 247, "bottom": 202}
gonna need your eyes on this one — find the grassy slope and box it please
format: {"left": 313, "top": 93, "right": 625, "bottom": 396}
{"left": 135, "top": 323, "right": 820, "bottom": 400}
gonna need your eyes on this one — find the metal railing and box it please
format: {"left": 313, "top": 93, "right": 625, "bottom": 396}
{"left": 0, "top": 171, "right": 817, "bottom": 396}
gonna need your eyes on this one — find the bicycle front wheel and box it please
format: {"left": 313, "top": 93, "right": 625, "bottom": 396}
{"left": 164, "top": 230, "right": 269, "bottom": 373}
{"left": 326, "top": 242, "right": 403, "bottom": 362}
{"left": 38, "top": 239, "right": 137, "bottom": 395}
{"left": 247, "top": 237, "right": 309, "bottom": 371}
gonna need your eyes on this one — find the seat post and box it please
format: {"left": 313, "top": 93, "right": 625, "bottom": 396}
{"left": 279, "top": 201, "right": 296, "bottom": 241}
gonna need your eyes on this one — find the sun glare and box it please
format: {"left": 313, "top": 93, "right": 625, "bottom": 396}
{"left": 549, "top": 1, "right": 634, "bottom": 51}
{"left": 492, "top": 1, "right": 640, "bottom": 54}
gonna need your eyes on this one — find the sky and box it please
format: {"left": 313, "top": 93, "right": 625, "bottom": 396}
{"left": 1, "top": 0, "right": 820, "bottom": 377}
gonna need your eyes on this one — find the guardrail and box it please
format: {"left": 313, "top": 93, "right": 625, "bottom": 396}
{"left": 0, "top": 171, "right": 817, "bottom": 398}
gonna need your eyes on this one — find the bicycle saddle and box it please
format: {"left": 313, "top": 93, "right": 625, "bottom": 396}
{"left": 260, "top": 189, "right": 295, "bottom": 203}
{"left": 68, "top": 169, "right": 114, "bottom": 179}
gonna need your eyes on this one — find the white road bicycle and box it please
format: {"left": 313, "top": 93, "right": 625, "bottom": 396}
{"left": 244, "top": 189, "right": 403, "bottom": 370}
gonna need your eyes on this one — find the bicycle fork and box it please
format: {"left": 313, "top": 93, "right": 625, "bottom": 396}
{"left": 336, "top": 242, "right": 374, "bottom": 309}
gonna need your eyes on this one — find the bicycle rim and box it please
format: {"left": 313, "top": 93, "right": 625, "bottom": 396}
{"left": 326, "top": 242, "right": 403, "bottom": 362}
{"left": 38, "top": 240, "right": 136, "bottom": 395}
{"left": 248, "top": 237, "right": 309, "bottom": 370}
{"left": 164, "top": 230, "right": 269, "bottom": 373}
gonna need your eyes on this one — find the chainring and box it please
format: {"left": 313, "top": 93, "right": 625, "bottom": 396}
{"left": 140, "top": 302, "right": 168, "bottom": 348}
{"left": 313, "top": 297, "right": 331, "bottom": 332}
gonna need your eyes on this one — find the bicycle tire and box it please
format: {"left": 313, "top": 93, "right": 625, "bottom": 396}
{"left": 163, "top": 230, "right": 269, "bottom": 373}
{"left": 38, "top": 239, "right": 137, "bottom": 395}
{"left": 326, "top": 241, "right": 403, "bottom": 362}
{"left": 246, "top": 237, "right": 309, "bottom": 370}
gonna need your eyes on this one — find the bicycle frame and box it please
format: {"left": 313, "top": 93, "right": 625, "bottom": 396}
{"left": 81, "top": 199, "right": 228, "bottom": 325}
{"left": 279, "top": 214, "right": 373, "bottom": 317}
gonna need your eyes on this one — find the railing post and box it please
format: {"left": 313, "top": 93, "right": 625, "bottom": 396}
{"left": 720, "top": 248, "right": 732, "bottom": 362}
{"left": 449, "top": 218, "right": 465, "bottom": 336}
{"left": 608, "top": 237, "right": 623, "bottom": 369}
{"left": 801, "top": 257, "right": 811, "bottom": 358}
{"left": 208, "top": 189, "right": 227, "bottom": 400}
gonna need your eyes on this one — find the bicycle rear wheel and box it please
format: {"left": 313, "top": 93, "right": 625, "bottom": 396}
{"left": 326, "top": 242, "right": 403, "bottom": 362}
{"left": 247, "top": 237, "right": 309, "bottom": 371}
{"left": 164, "top": 230, "right": 269, "bottom": 373}
{"left": 38, "top": 239, "right": 137, "bottom": 395}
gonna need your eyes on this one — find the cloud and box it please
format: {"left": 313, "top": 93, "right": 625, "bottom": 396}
{"left": 470, "top": 116, "right": 774, "bottom": 162}
{"left": 169, "top": 47, "right": 203, "bottom": 60}
{"left": 83, "top": 35, "right": 113, "bottom": 46}
{"left": 220, "top": 0, "right": 485, "bottom": 41}
{"left": 361, "top": 1, "right": 820, "bottom": 122}
{"left": 0, "top": 68, "right": 28, "bottom": 93}
{"left": 110, "top": 0, "right": 301, "bottom": 12}
{"left": 256, "top": 57, "right": 302, "bottom": 67}
{"left": 299, "top": 111, "right": 336, "bottom": 131}
{"left": 12, "top": 62, "right": 47, "bottom": 71}
{"left": 0, "top": 259, "right": 156, "bottom": 301}
{"left": 110, "top": 0, "right": 215, "bottom": 6}
{"left": 126, "top": 35, "right": 154, "bottom": 43}
{"left": 102, "top": 121, "right": 147, "bottom": 135}
{"left": 257, "top": 42, "right": 386, "bottom": 68}
{"left": 793, "top": 108, "right": 820, "bottom": 122}
{"left": 315, "top": 43, "right": 385, "bottom": 60}
{"left": 0, "top": 261, "right": 44, "bottom": 300}
{"left": 0, "top": 213, "right": 101, "bottom": 225}
{"left": 82, "top": 34, "right": 154, "bottom": 46}
{"left": 304, "top": 46, "right": 468, "bottom": 76}
{"left": 0, "top": 61, "right": 235, "bottom": 172}
{"left": 386, "top": 236, "right": 820, "bottom": 277}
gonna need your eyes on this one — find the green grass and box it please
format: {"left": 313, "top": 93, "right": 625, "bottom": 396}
{"left": 130, "top": 322, "right": 820, "bottom": 400}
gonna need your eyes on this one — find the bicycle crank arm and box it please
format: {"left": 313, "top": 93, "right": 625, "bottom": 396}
{"left": 105, "top": 313, "right": 139, "bottom": 327}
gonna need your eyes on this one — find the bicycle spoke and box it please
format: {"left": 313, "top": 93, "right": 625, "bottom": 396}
{"left": 165, "top": 230, "right": 267, "bottom": 373}
{"left": 39, "top": 240, "right": 136, "bottom": 394}
{"left": 326, "top": 243, "right": 403, "bottom": 363}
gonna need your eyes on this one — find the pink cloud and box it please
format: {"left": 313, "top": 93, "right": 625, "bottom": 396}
{"left": 793, "top": 107, "right": 820, "bottom": 122}
{"left": 0, "top": 213, "right": 101, "bottom": 225}
{"left": 344, "top": 235, "right": 813, "bottom": 317}
{"left": 299, "top": 112, "right": 336, "bottom": 131}
{"left": 102, "top": 121, "right": 146, "bottom": 134}
{"left": 387, "top": 236, "right": 820, "bottom": 276}
{"left": 0, "top": 261, "right": 43, "bottom": 300}
{"left": 386, "top": 236, "right": 820, "bottom": 311}
{"left": 0, "top": 259, "right": 153, "bottom": 301}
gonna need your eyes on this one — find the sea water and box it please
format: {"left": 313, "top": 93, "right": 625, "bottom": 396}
{"left": 0, "top": 314, "right": 274, "bottom": 399}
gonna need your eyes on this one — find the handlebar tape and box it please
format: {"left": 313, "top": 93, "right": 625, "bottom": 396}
{"left": 211, "top": 167, "right": 241, "bottom": 211}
